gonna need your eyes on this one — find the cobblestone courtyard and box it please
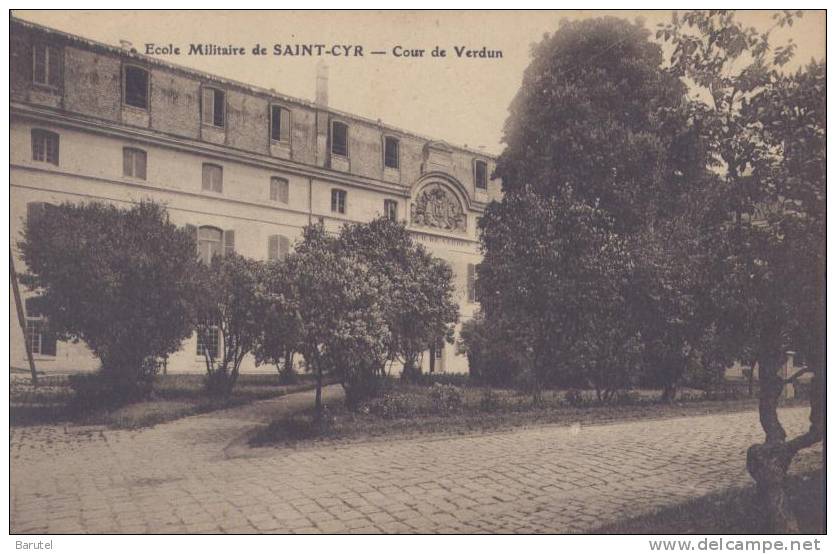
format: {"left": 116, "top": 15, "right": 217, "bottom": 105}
{"left": 11, "top": 387, "right": 822, "bottom": 534}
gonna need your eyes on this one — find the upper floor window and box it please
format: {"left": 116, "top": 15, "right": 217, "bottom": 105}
{"left": 384, "top": 199, "right": 398, "bottom": 221}
{"left": 384, "top": 136, "right": 400, "bottom": 169}
{"left": 474, "top": 160, "right": 488, "bottom": 190}
{"left": 123, "top": 147, "right": 147, "bottom": 180}
{"left": 24, "top": 297, "right": 56, "bottom": 357}
{"left": 202, "top": 87, "right": 225, "bottom": 127}
{"left": 331, "top": 121, "right": 348, "bottom": 157}
{"left": 270, "top": 177, "right": 289, "bottom": 204}
{"left": 202, "top": 163, "right": 223, "bottom": 193}
{"left": 331, "top": 189, "right": 347, "bottom": 214}
{"left": 32, "top": 44, "right": 62, "bottom": 88}
{"left": 197, "top": 226, "right": 223, "bottom": 264}
{"left": 123, "top": 65, "right": 149, "bottom": 109}
{"left": 270, "top": 105, "right": 291, "bottom": 143}
{"left": 31, "top": 129, "right": 59, "bottom": 165}
{"left": 268, "top": 234, "right": 291, "bottom": 261}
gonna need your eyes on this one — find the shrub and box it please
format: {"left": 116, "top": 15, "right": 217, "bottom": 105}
{"left": 564, "top": 388, "right": 587, "bottom": 407}
{"left": 428, "top": 383, "right": 463, "bottom": 413}
{"left": 479, "top": 388, "right": 501, "bottom": 412}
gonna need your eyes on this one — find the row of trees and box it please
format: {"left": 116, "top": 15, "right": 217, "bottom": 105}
{"left": 465, "top": 12, "right": 823, "bottom": 531}
{"left": 20, "top": 206, "right": 458, "bottom": 415}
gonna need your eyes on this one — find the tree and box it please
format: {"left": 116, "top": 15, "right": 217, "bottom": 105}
{"left": 253, "top": 258, "right": 303, "bottom": 384}
{"left": 291, "top": 223, "right": 391, "bottom": 415}
{"left": 478, "top": 187, "right": 635, "bottom": 399}
{"left": 18, "top": 201, "right": 201, "bottom": 396}
{"left": 337, "top": 218, "right": 459, "bottom": 381}
{"left": 660, "top": 10, "right": 824, "bottom": 531}
{"left": 195, "top": 253, "right": 263, "bottom": 396}
{"left": 482, "top": 16, "right": 708, "bottom": 400}
{"left": 495, "top": 16, "right": 693, "bottom": 234}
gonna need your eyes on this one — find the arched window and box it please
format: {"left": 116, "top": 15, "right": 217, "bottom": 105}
{"left": 197, "top": 226, "right": 223, "bottom": 264}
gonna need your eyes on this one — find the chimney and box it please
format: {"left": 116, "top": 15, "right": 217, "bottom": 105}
{"left": 119, "top": 39, "right": 133, "bottom": 51}
{"left": 315, "top": 60, "right": 329, "bottom": 107}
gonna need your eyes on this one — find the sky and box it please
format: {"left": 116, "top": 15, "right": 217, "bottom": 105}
{"left": 13, "top": 10, "right": 826, "bottom": 156}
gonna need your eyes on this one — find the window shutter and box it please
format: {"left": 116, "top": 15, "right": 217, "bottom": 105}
{"left": 123, "top": 149, "right": 132, "bottom": 177}
{"left": 40, "top": 329, "right": 57, "bottom": 356}
{"left": 268, "top": 234, "right": 279, "bottom": 260}
{"left": 280, "top": 108, "right": 290, "bottom": 142}
{"left": 279, "top": 235, "right": 290, "bottom": 259}
{"left": 223, "top": 229, "right": 235, "bottom": 255}
{"left": 137, "top": 151, "right": 147, "bottom": 180}
{"left": 33, "top": 44, "right": 46, "bottom": 84}
{"left": 202, "top": 88, "right": 214, "bottom": 123}
{"left": 47, "top": 46, "right": 62, "bottom": 88}
{"left": 467, "top": 263, "right": 476, "bottom": 303}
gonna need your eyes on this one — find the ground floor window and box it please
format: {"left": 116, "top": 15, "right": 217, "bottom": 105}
{"left": 196, "top": 316, "right": 220, "bottom": 359}
{"left": 24, "top": 297, "right": 56, "bottom": 356}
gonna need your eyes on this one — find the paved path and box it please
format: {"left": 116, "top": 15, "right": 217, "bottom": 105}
{"left": 11, "top": 388, "right": 822, "bottom": 534}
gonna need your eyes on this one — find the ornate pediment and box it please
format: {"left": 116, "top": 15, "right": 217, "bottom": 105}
{"left": 410, "top": 184, "right": 467, "bottom": 233}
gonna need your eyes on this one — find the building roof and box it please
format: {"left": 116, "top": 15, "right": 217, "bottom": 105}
{"left": 11, "top": 15, "right": 497, "bottom": 159}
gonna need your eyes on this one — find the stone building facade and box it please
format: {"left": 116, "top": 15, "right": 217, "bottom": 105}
{"left": 9, "top": 17, "right": 501, "bottom": 375}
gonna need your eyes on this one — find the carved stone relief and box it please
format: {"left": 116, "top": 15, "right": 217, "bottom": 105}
{"left": 410, "top": 184, "right": 467, "bottom": 233}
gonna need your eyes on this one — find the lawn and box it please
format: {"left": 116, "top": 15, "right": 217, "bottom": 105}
{"left": 594, "top": 469, "right": 824, "bottom": 534}
{"left": 10, "top": 372, "right": 317, "bottom": 429}
{"left": 249, "top": 378, "right": 805, "bottom": 448}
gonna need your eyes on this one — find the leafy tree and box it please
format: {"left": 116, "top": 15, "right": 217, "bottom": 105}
{"left": 291, "top": 223, "right": 391, "bottom": 415}
{"left": 337, "top": 218, "right": 459, "bottom": 381}
{"left": 495, "top": 16, "right": 694, "bottom": 234}
{"left": 18, "top": 201, "right": 201, "bottom": 396}
{"left": 195, "top": 253, "right": 263, "bottom": 396}
{"left": 253, "top": 258, "right": 303, "bottom": 384}
{"left": 660, "top": 10, "right": 824, "bottom": 532}
{"left": 478, "top": 187, "right": 635, "bottom": 400}
{"left": 457, "top": 311, "right": 529, "bottom": 387}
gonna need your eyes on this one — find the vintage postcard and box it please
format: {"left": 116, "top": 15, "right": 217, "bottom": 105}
{"left": 8, "top": 9, "right": 826, "bottom": 546}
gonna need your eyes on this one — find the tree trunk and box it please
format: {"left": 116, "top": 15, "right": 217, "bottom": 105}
{"left": 747, "top": 441, "right": 799, "bottom": 533}
{"left": 314, "top": 364, "right": 323, "bottom": 421}
{"left": 661, "top": 381, "right": 677, "bottom": 403}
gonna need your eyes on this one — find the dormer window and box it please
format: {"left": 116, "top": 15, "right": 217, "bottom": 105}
{"left": 331, "top": 121, "right": 348, "bottom": 157}
{"left": 202, "top": 87, "right": 225, "bottom": 127}
{"left": 123, "top": 65, "right": 149, "bottom": 109}
{"left": 384, "top": 136, "right": 400, "bottom": 169}
{"left": 270, "top": 105, "right": 291, "bottom": 143}
{"left": 32, "top": 44, "right": 62, "bottom": 88}
{"left": 474, "top": 159, "right": 488, "bottom": 190}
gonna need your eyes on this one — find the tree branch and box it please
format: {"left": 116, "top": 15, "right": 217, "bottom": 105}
{"left": 784, "top": 367, "right": 812, "bottom": 384}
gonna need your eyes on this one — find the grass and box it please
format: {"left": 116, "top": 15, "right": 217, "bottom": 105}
{"left": 249, "top": 378, "right": 805, "bottom": 448}
{"left": 10, "top": 372, "right": 317, "bottom": 429}
{"left": 594, "top": 470, "right": 824, "bottom": 534}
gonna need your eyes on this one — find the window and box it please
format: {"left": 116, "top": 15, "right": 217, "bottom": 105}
{"left": 197, "top": 226, "right": 223, "bottom": 264}
{"left": 331, "top": 189, "right": 347, "bottom": 214}
{"left": 268, "top": 234, "right": 290, "bottom": 261}
{"left": 474, "top": 160, "right": 488, "bottom": 190}
{"left": 270, "top": 177, "right": 289, "bottom": 203}
{"left": 31, "top": 129, "right": 59, "bottom": 165}
{"left": 24, "top": 297, "right": 56, "bottom": 357}
{"left": 331, "top": 121, "right": 348, "bottom": 157}
{"left": 33, "top": 44, "right": 62, "bottom": 88}
{"left": 467, "top": 263, "right": 479, "bottom": 303}
{"left": 202, "top": 87, "right": 225, "bottom": 127}
{"left": 123, "top": 65, "right": 149, "bottom": 109}
{"left": 202, "top": 163, "right": 223, "bottom": 193}
{"left": 384, "top": 136, "right": 399, "bottom": 169}
{"left": 123, "top": 147, "right": 147, "bottom": 179}
{"left": 270, "top": 105, "right": 291, "bottom": 143}
{"left": 196, "top": 315, "right": 220, "bottom": 359}
{"left": 384, "top": 199, "right": 398, "bottom": 221}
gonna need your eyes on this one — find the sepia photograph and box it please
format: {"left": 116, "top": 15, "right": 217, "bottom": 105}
{"left": 7, "top": 7, "right": 826, "bottom": 543}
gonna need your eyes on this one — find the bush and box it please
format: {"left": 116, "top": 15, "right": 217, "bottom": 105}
{"left": 564, "top": 388, "right": 587, "bottom": 407}
{"left": 479, "top": 388, "right": 501, "bottom": 412}
{"left": 69, "top": 372, "right": 153, "bottom": 410}
{"left": 428, "top": 383, "right": 463, "bottom": 413}
{"left": 364, "top": 391, "right": 416, "bottom": 419}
